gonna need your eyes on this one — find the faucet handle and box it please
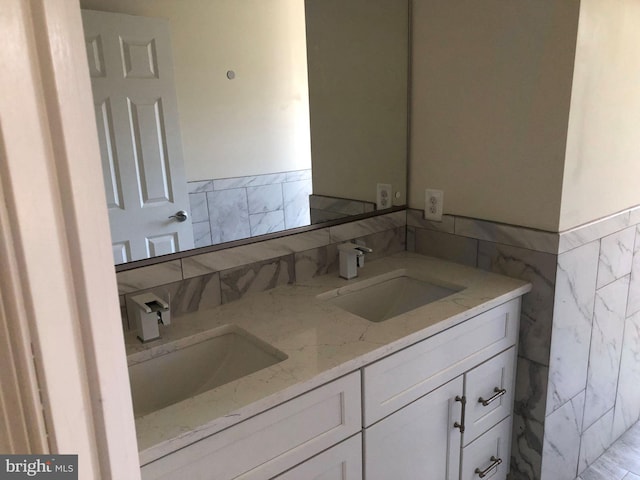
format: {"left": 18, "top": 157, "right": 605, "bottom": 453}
{"left": 130, "top": 293, "right": 169, "bottom": 312}
{"left": 354, "top": 239, "right": 373, "bottom": 253}
{"left": 354, "top": 241, "right": 372, "bottom": 267}
{"left": 337, "top": 241, "right": 373, "bottom": 254}
{"left": 338, "top": 242, "right": 360, "bottom": 253}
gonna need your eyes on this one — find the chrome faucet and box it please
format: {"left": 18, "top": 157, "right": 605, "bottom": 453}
{"left": 338, "top": 241, "right": 373, "bottom": 279}
{"left": 129, "top": 293, "right": 171, "bottom": 343}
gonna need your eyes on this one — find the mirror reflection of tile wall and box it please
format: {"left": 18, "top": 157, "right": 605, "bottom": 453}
{"left": 188, "top": 169, "right": 312, "bottom": 246}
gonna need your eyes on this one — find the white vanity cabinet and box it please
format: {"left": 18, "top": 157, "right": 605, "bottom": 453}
{"left": 140, "top": 297, "right": 522, "bottom": 480}
{"left": 274, "top": 434, "right": 362, "bottom": 480}
{"left": 363, "top": 299, "right": 520, "bottom": 480}
{"left": 141, "top": 372, "right": 361, "bottom": 480}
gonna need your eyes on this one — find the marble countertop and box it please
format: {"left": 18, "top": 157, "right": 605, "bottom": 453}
{"left": 126, "top": 251, "right": 531, "bottom": 465}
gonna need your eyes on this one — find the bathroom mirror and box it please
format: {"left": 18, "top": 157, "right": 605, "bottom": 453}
{"left": 80, "top": 0, "right": 408, "bottom": 267}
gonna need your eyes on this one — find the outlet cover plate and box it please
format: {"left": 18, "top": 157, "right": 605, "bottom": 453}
{"left": 377, "top": 183, "right": 392, "bottom": 210}
{"left": 424, "top": 189, "right": 443, "bottom": 221}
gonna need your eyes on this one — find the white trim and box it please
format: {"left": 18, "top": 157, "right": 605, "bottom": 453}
{"left": 0, "top": 1, "right": 140, "bottom": 477}
{"left": 0, "top": 175, "right": 48, "bottom": 454}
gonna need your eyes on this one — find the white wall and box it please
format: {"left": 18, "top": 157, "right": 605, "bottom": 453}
{"left": 560, "top": 0, "right": 640, "bottom": 231}
{"left": 80, "top": 0, "right": 311, "bottom": 181}
{"left": 409, "top": 0, "right": 579, "bottom": 232}
{"left": 306, "top": 0, "right": 408, "bottom": 205}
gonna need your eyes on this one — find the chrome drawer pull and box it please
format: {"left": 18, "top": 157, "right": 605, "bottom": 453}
{"left": 453, "top": 395, "right": 466, "bottom": 433}
{"left": 475, "top": 456, "right": 502, "bottom": 478}
{"left": 478, "top": 387, "right": 506, "bottom": 406}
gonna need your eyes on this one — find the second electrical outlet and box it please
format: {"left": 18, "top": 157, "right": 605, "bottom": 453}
{"left": 424, "top": 189, "right": 444, "bottom": 221}
{"left": 377, "top": 183, "right": 392, "bottom": 210}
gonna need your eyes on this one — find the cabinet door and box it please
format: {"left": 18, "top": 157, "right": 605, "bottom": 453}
{"left": 274, "top": 434, "right": 362, "bottom": 480}
{"left": 364, "top": 376, "right": 463, "bottom": 480}
{"left": 460, "top": 416, "right": 512, "bottom": 480}
{"left": 464, "top": 347, "right": 516, "bottom": 444}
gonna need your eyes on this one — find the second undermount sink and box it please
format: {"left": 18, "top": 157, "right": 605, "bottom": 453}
{"left": 320, "top": 270, "right": 463, "bottom": 323}
{"left": 128, "top": 325, "right": 287, "bottom": 417}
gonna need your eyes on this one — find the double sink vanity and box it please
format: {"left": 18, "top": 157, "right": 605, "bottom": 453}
{"left": 125, "top": 252, "right": 531, "bottom": 480}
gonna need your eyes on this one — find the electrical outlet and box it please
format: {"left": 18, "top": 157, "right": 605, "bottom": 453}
{"left": 377, "top": 183, "right": 392, "bottom": 210}
{"left": 424, "top": 189, "right": 444, "bottom": 221}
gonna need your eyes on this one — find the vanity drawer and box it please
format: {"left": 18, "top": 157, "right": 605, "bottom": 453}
{"left": 141, "top": 372, "right": 361, "bottom": 480}
{"left": 460, "top": 416, "right": 512, "bottom": 480}
{"left": 363, "top": 299, "right": 519, "bottom": 426}
{"left": 273, "top": 434, "right": 362, "bottom": 480}
{"left": 464, "top": 347, "right": 516, "bottom": 445}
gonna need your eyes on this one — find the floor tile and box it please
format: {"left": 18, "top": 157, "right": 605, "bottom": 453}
{"left": 579, "top": 455, "right": 627, "bottom": 480}
{"left": 578, "top": 421, "right": 640, "bottom": 480}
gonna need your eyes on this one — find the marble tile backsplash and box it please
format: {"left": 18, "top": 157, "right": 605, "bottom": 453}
{"left": 309, "top": 194, "right": 375, "bottom": 223}
{"left": 414, "top": 228, "right": 478, "bottom": 267}
{"left": 117, "top": 211, "right": 406, "bottom": 332}
{"left": 477, "top": 242, "right": 557, "bottom": 367}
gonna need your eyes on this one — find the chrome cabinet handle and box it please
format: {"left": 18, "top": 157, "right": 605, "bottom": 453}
{"left": 475, "top": 456, "right": 502, "bottom": 478}
{"left": 478, "top": 387, "right": 507, "bottom": 406}
{"left": 168, "top": 210, "right": 188, "bottom": 222}
{"left": 453, "top": 395, "right": 466, "bottom": 433}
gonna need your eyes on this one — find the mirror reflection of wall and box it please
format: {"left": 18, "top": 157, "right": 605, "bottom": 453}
{"left": 80, "top": 0, "right": 408, "bottom": 266}
{"left": 306, "top": 0, "right": 408, "bottom": 209}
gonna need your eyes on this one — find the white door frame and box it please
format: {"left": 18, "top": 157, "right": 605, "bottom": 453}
{"left": 0, "top": 1, "right": 140, "bottom": 478}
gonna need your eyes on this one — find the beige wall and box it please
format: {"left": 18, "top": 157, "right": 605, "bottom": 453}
{"left": 560, "top": 0, "right": 640, "bottom": 231}
{"left": 306, "top": 0, "right": 408, "bottom": 205}
{"left": 81, "top": 0, "right": 311, "bottom": 181}
{"left": 409, "top": 0, "right": 579, "bottom": 231}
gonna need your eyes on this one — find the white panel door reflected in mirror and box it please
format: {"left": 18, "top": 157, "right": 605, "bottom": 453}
{"left": 80, "top": 0, "right": 408, "bottom": 266}
{"left": 84, "top": 10, "right": 194, "bottom": 264}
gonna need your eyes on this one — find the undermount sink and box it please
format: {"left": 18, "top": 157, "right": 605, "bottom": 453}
{"left": 320, "top": 270, "right": 463, "bottom": 323}
{"left": 128, "top": 325, "right": 287, "bottom": 417}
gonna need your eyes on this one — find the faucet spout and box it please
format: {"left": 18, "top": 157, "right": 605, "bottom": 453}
{"left": 129, "top": 293, "right": 171, "bottom": 343}
{"left": 338, "top": 241, "right": 373, "bottom": 279}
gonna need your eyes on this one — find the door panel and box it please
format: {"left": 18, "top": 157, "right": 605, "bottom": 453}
{"left": 82, "top": 10, "right": 193, "bottom": 263}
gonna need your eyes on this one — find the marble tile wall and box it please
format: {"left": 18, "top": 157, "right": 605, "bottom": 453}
{"left": 117, "top": 211, "right": 406, "bottom": 331}
{"left": 613, "top": 310, "right": 640, "bottom": 440}
{"left": 478, "top": 243, "right": 557, "bottom": 480}
{"left": 188, "top": 169, "right": 312, "bottom": 247}
{"left": 546, "top": 241, "right": 599, "bottom": 415}
{"left": 407, "top": 207, "right": 640, "bottom": 480}
{"left": 583, "top": 276, "right": 629, "bottom": 430}
{"left": 540, "top": 391, "right": 585, "bottom": 480}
